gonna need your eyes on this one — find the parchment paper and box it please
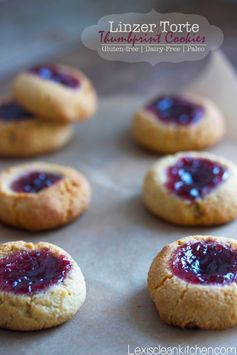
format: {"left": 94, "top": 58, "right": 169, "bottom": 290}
{"left": 0, "top": 51, "right": 237, "bottom": 355}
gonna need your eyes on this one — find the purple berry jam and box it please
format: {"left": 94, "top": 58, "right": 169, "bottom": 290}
{"left": 29, "top": 65, "right": 80, "bottom": 88}
{"left": 166, "top": 157, "right": 229, "bottom": 201}
{"left": 11, "top": 171, "right": 63, "bottom": 194}
{"left": 0, "top": 101, "right": 32, "bottom": 121}
{"left": 146, "top": 95, "right": 204, "bottom": 125}
{"left": 0, "top": 248, "right": 72, "bottom": 294}
{"left": 171, "top": 240, "right": 237, "bottom": 285}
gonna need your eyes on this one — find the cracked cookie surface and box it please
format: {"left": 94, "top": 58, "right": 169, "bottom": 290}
{"left": 0, "top": 162, "right": 90, "bottom": 231}
{"left": 143, "top": 151, "right": 237, "bottom": 226}
{"left": 0, "top": 241, "right": 86, "bottom": 331}
{"left": 148, "top": 235, "right": 237, "bottom": 330}
{"left": 132, "top": 94, "right": 225, "bottom": 153}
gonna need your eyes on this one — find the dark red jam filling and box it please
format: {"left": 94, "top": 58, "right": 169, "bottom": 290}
{"left": 171, "top": 240, "right": 237, "bottom": 285}
{"left": 0, "top": 101, "right": 32, "bottom": 121}
{"left": 146, "top": 95, "right": 204, "bottom": 125}
{"left": 29, "top": 65, "right": 80, "bottom": 88}
{"left": 0, "top": 248, "right": 72, "bottom": 294}
{"left": 11, "top": 171, "right": 63, "bottom": 194}
{"left": 166, "top": 157, "right": 229, "bottom": 201}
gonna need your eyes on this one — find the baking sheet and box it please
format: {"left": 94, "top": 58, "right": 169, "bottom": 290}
{"left": 0, "top": 51, "right": 237, "bottom": 355}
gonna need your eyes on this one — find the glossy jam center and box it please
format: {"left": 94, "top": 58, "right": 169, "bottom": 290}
{"left": 0, "top": 101, "right": 32, "bottom": 121}
{"left": 11, "top": 171, "right": 63, "bottom": 194}
{"left": 147, "top": 95, "right": 204, "bottom": 125}
{"left": 30, "top": 65, "right": 80, "bottom": 88}
{"left": 171, "top": 240, "right": 237, "bottom": 285}
{"left": 166, "top": 157, "right": 229, "bottom": 201}
{"left": 0, "top": 248, "right": 72, "bottom": 294}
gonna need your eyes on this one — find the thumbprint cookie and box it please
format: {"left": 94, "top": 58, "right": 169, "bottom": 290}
{"left": 0, "top": 162, "right": 90, "bottom": 231}
{"left": 0, "top": 241, "right": 86, "bottom": 331}
{"left": 132, "top": 94, "right": 225, "bottom": 153}
{"left": 143, "top": 151, "right": 237, "bottom": 225}
{"left": 148, "top": 235, "right": 237, "bottom": 330}
{"left": 13, "top": 64, "right": 97, "bottom": 123}
{"left": 0, "top": 97, "right": 72, "bottom": 157}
